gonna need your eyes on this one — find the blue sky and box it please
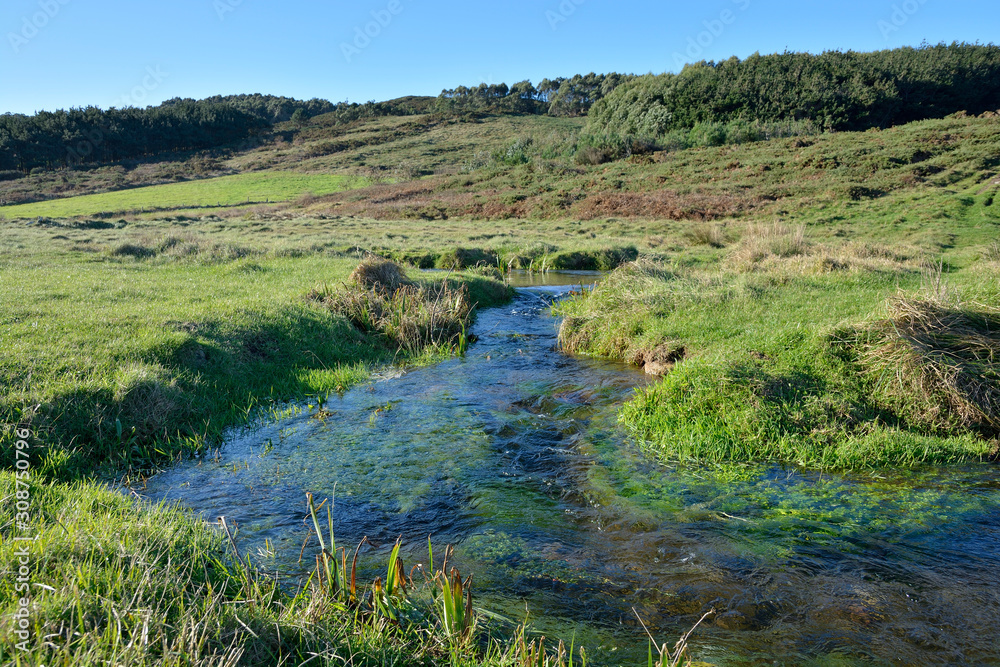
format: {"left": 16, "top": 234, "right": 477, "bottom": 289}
{"left": 1, "top": 0, "right": 997, "bottom": 114}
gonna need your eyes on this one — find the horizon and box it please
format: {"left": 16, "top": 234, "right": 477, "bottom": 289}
{"left": 3, "top": 0, "right": 1000, "bottom": 116}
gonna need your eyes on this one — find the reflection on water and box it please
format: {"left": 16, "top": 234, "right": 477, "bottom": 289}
{"left": 142, "top": 277, "right": 1000, "bottom": 665}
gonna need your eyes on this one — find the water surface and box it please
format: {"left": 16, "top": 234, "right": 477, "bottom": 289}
{"left": 143, "top": 278, "right": 1000, "bottom": 665}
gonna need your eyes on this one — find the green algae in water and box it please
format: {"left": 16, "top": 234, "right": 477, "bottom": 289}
{"left": 143, "top": 285, "right": 1000, "bottom": 666}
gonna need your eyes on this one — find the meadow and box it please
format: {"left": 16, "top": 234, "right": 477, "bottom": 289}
{"left": 1, "top": 105, "right": 999, "bottom": 665}
{"left": 0, "top": 172, "right": 360, "bottom": 219}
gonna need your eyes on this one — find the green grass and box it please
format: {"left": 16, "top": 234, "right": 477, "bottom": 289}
{"left": 556, "top": 195, "right": 1000, "bottom": 468}
{"left": 2, "top": 107, "right": 1000, "bottom": 664}
{"left": 0, "top": 241, "right": 511, "bottom": 480}
{"left": 1, "top": 172, "right": 360, "bottom": 219}
{"left": 0, "top": 475, "right": 591, "bottom": 667}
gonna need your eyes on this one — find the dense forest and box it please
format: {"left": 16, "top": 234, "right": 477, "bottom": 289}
{"left": 176, "top": 94, "right": 336, "bottom": 123}
{"left": 0, "top": 94, "right": 429, "bottom": 175}
{"left": 586, "top": 43, "right": 1000, "bottom": 141}
{"left": 435, "top": 73, "right": 635, "bottom": 116}
{"left": 0, "top": 101, "right": 270, "bottom": 174}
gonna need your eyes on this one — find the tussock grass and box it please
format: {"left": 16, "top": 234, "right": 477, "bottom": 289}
{"left": 348, "top": 255, "right": 413, "bottom": 293}
{"left": 981, "top": 241, "right": 1000, "bottom": 263}
{"left": 312, "top": 259, "right": 507, "bottom": 356}
{"left": 105, "top": 235, "right": 260, "bottom": 263}
{"left": 113, "top": 363, "right": 186, "bottom": 441}
{"left": 728, "top": 222, "right": 808, "bottom": 270}
{"left": 684, "top": 222, "right": 727, "bottom": 248}
{"left": 558, "top": 259, "right": 679, "bottom": 365}
{"left": 846, "top": 294, "right": 1000, "bottom": 436}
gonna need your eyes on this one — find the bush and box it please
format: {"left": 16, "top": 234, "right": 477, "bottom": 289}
{"left": 574, "top": 146, "right": 610, "bottom": 165}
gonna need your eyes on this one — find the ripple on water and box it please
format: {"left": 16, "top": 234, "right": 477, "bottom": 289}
{"left": 142, "top": 280, "right": 1000, "bottom": 666}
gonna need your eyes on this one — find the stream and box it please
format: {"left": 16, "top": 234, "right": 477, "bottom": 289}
{"left": 142, "top": 274, "right": 1000, "bottom": 665}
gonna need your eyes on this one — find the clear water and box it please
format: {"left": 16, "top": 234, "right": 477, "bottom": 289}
{"left": 141, "top": 279, "right": 1000, "bottom": 666}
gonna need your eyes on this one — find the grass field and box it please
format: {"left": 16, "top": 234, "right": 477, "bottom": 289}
{"left": 1, "top": 107, "right": 999, "bottom": 664}
{"left": 0, "top": 172, "right": 360, "bottom": 219}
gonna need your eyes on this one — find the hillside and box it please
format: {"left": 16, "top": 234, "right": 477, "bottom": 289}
{"left": 3, "top": 51, "right": 1000, "bottom": 665}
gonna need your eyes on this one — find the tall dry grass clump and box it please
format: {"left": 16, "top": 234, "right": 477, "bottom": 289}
{"left": 349, "top": 255, "right": 413, "bottom": 293}
{"left": 728, "top": 222, "right": 808, "bottom": 270}
{"left": 850, "top": 294, "right": 1000, "bottom": 436}
{"left": 557, "top": 259, "right": 681, "bottom": 369}
{"left": 684, "top": 222, "right": 727, "bottom": 248}
{"left": 312, "top": 258, "right": 472, "bottom": 355}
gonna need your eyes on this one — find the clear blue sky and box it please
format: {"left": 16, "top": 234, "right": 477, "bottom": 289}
{"left": 1, "top": 0, "right": 997, "bottom": 115}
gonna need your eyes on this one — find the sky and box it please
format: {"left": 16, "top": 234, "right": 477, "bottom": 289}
{"left": 1, "top": 0, "right": 998, "bottom": 115}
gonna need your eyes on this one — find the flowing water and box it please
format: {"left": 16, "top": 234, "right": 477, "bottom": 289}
{"left": 143, "top": 275, "right": 1000, "bottom": 665}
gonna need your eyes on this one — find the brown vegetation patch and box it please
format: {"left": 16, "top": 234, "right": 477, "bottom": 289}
{"left": 847, "top": 295, "right": 1000, "bottom": 436}
{"left": 571, "top": 189, "right": 756, "bottom": 220}
{"left": 349, "top": 255, "right": 413, "bottom": 293}
{"left": 632, "top": 343, "right": 686, "bottom": 376}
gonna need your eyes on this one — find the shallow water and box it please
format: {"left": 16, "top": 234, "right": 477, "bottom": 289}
{"left": 142, "top": 278, "right": 1000, "bottom": 665}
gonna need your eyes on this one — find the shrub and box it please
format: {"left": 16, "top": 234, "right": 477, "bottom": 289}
{"left": 574, "top": 146, "right": 609, "bottom": 166}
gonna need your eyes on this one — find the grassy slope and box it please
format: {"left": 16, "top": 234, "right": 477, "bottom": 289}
{"left": 2, "top": 108, "right": 999, "bottom": 664}
{"left": 553, "top": 115, "right": 1000, "bottom": 468}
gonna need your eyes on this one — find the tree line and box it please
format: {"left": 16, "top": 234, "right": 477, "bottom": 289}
{"left": 435, "top": 73, "right": 635, "bottom": 116}
{"left": 0, "top": 94, "right": 428, "bottom": 175}
{"left": 586, "top": 43, "right": 1000, "bottom": 141}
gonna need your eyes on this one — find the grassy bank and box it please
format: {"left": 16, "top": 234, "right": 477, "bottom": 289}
{"left": 0, "top": 223, "right": 537, "bottom": 664}
{"left": 2, "top": 473, "right": 636, "bottom": 666}
{"left": 556, "top": 211, "right": 1000, "bottom": 469}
